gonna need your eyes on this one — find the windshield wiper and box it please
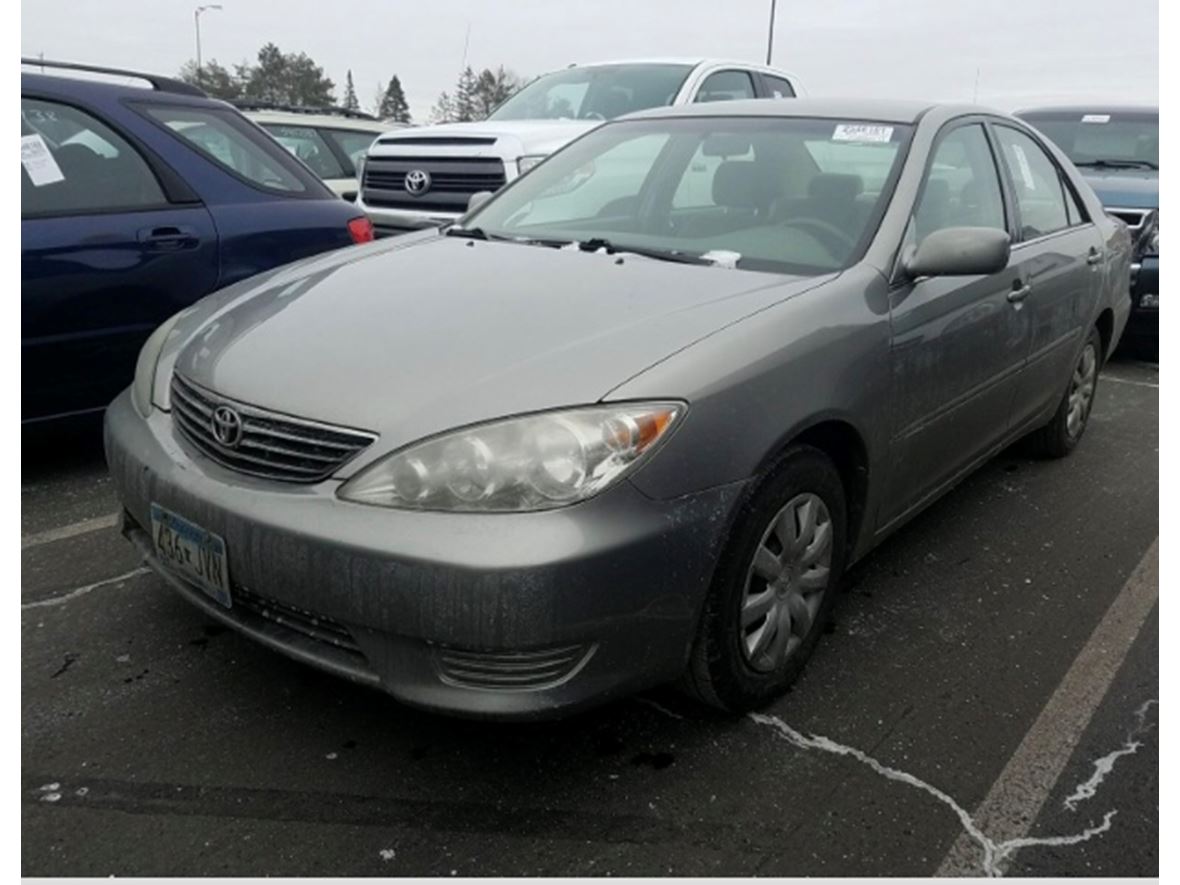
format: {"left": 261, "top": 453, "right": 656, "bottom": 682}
{"left": 445, "top": 225, "right": 491, "bottom": 240}
{"left": 1075, "top": 158, "right": 1158, "bottom": 170}
{"left": 575, "top": 237, "right": 714, "bottom": 265}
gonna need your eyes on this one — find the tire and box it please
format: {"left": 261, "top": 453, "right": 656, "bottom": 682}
{"left": 679, "top": 445, "right": 847, "bottom": 713}
{"left": 1025, "top": 326, "right": 1102, "bottom": 459}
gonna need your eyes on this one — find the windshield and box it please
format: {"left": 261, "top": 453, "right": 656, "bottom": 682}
{"left": 464, "top": 116, "right": 912, "bottom": 275}
{"left": 487, "top": 64, "right": 694, "bottom": 122}
{"left": 1021, "top": 111, "right": 1158, "bottom": 169}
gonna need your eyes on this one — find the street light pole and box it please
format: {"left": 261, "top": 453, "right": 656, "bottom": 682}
{"left": 194, "top": 4, "right": 222, "bottom": 77}
{"left": 766, "top": 0, "right": 778, "bottom": 65}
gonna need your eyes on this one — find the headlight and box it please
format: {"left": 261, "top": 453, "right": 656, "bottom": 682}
{"left": 131, "top": 312, "right": 184, "bottom": 417}
{"left": 516, "top": 154, "right": 546, "bottom": 176}
{"left": 1148, "top": 220, "right": 1159, "bottom": 255}
{"left": 337, "top": 402, "right": 683, "bottom": 512}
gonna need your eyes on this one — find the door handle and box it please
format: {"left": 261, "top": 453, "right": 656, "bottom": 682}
{"left": 1007, "top": 282, "right": 1032, "bottom": 304}
{"left": 138, "top": 225, "right": 199, "bottom": 250}
{"left": 1086, "top": 249, "right": 1104, "bottom": 266}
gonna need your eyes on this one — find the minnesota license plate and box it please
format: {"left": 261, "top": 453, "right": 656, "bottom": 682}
{"left": 150, "top": 504, "right": 231, "bottom": 608}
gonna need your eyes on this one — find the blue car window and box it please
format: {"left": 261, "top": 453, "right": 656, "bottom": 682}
{"left": 22, "top": 97, "right": 166, "bottom": 216}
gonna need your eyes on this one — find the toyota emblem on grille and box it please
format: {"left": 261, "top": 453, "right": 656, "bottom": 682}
{"left": 404, "top": 169, "right": 432, "bottom": 195}
{"left": 211, "top": 405, "right": 244, "bottom": 448}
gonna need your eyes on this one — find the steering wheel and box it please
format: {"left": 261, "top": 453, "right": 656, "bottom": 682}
{"left": 779, "top": 217, "right": 856, "bottom": 257}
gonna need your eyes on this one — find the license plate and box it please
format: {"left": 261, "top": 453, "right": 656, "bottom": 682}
{"left": 150, "top": 504, "right": 231, "bottom": 608}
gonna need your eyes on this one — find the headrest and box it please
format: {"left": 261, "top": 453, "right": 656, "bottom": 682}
{"left": 712, "top": 161, "right": 766, "bottom": 209}
{"left": 807, "top": 172, "right": 864, "bottom": 203}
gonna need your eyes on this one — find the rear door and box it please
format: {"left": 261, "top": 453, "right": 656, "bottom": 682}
{"left": 881, "top": 120, "right": 1029, "bottom": 525}
{"left": 22, "top": 95, "right": 218, "bottom": 421}
{"left": 989, "top": 123, "right": 1103, "bottom": 431}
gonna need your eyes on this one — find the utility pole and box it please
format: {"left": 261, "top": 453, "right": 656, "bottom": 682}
{"left": 766, "top": 0, "right": 778, "bottom": 65}
{"left": 194, "top": 4, "right": 222, "bottom": 77}
{"left": 972, "top": 67, "right": 981, "bottom": 103}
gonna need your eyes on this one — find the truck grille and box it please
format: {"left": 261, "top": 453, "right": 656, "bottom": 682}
{"left": 362, "top": 155, "right": 507, "bottom": 213}
{"left": 170, "top": 373, "right": 376, "bottom": 483}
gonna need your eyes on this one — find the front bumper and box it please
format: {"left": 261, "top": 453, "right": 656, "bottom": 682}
{"left": 355, "top": 201, "right": 459, "bottom": 238}
{"left": 1127, "top": 256, "right": 1159, "bottom": 338}
{"left": 104, "top": 391, "right": 743, "bottom": 719}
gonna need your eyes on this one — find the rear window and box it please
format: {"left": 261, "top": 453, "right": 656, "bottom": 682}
{"left": 259, "top": 123, "right": 345, "bottom": 179}
{"left": 143, "top": 105, "right": 322, "bottom": 194}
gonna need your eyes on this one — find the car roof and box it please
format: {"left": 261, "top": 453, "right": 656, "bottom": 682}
{"left": 622, "top": 97, "right": 988, "bottom": 124}
{"left": 21, "top": 64, "right": 213, "bottom": 105}
{"left": 243, "top": 110, "right": 390, "bottom": 132}
{"left": 1016, "top": 104, "right": 1159, "bottom": 117}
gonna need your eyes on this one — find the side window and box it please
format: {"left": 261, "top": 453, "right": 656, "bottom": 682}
{"left": 259, "top": 124, "right": 345, "bottom": 179}
{"left": 21, "top": 97, "right": 166, "bottom": 216}
{"left": 763, "top": 75, "right": 796, "bottom": 99}
{"left": 145, "top": 105, "right": 308, "bottom": 193}
{"left": 994, "top": 126, "right": 1070, "bottom": 239}
{"left": 694, "top": 70, "right": 757, "bottom": 103}
{"left": 912, "top": 123, "right": 1006, "bottom": 245}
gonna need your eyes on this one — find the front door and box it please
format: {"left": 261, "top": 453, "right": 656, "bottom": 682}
{"left": 22, "top": 96, "right": 218, "bottom": 422}
{"left": 881, "top": 121, "right": 1029, "bottom": 526}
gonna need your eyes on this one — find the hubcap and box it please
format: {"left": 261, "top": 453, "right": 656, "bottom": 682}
{"left": 1066, "top": 343, "right": 1097, "bottom": 439}
{"left": 740, "top": 492, "right": 834, "bottom": 673}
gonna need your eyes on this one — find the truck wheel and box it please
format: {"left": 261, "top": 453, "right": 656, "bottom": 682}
{"left": 680, "top": 445, "right": 846, "bottom": 713}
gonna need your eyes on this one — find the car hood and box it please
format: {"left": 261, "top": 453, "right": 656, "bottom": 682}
{"left": 371, "top": 119, "right": 599, "bottom": 158}
{"left": 1078, "top": 169, "right": 1159, "bottom": 209}
{"left": 163, "top": 234, "right": 831, "bottom": 463}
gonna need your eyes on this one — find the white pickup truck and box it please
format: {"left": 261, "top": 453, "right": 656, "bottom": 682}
{"left": 356, "top": 58, "right": 805, "bottom": 236}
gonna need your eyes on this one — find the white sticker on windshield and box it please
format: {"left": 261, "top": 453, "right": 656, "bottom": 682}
{"left": 1081, "top": 113, "right": 1111, "bottom": 124}
{"left": 832, "top": 124, "right": 894, "bottom": 143}
{"left": 21, "top": 134, "right": 65, "bottom": 186}
{"left": 1011, "top": 144, "right": 1036, "bottom": 190}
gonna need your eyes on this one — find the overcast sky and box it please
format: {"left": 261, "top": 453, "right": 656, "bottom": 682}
{"left": 22, "top": 0, "right": 1158, "bottom": 121}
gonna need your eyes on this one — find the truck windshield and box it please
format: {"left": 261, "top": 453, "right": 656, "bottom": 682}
{"left": 464, "top": 116, "right": 912, "bottom": 275}
{"left": 487, "top": 64, "right": 694, "bottom": 122}
{"left": 1021, "top": 111, "right": 1159, "bottom": 170}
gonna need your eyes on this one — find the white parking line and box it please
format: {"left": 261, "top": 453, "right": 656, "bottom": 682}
{"left": 1103, "top": 375, "right": 1159, "bottom": 389}
{"left": 21, "top": 567, "right": 150, "bottom": 610}
{"left": 21, "top": 513, "right": 120, "bottom": 550}
{"left": 937, "top": 538, "right": 1158, "bottom": 875}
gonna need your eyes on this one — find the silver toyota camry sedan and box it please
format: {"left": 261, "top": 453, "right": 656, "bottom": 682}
{"left": 106, "top": 99, "right": 1131, "bottom": 719}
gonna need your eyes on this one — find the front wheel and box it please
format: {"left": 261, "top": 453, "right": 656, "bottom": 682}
{"left": 679, "top": 446, "right": 846, "bottom": 713}
{"left": 1026, "top": 326, "right": 1102, "bottom": 458}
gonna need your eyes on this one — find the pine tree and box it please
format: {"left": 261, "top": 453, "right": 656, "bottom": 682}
{"left": 343, "top": 69, "right": 359, "bottom": 111}
{"left": 429, "top": 90, "right": 454, "bottom": 124}
{"left": 453, "top": 66, "right": 479, "bottom": 122}
{"left": 378, "top": 75, "right": 412, "bottom": 123}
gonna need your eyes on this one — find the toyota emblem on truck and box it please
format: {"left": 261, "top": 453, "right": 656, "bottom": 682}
{"left": 404, "top": 169, "right": 432, "bottom": 195}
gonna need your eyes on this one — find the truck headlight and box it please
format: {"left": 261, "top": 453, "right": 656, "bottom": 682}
{"left": 131, "top": 312, "right": 184, "bottom": 417}
{"left": 337, "top": 403, "right": 683, "bottom": 512}
{"left": 516, "top": 154, "right": 546, "bottom": 175}
{"left": 1148, "top": 220, "right": 1159, "bottom": 255}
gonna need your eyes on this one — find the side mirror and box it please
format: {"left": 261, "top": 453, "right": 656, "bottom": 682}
{"left": 467, "top": 191, "right": 494, "bottom": 213}
{"left": 903, "top": 227, "right": 1011, "bottom": 278}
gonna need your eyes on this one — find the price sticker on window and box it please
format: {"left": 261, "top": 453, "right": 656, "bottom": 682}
{"left": 832, "top": 124, "right": 894, "bottom": 144}
{"left": 1010, "top": 144, "right": 1037, "bottom": 190}
{"left": 1081, "top": 114, "right": 1111, "bottom": 124}
{"left": 21, "top": 134, "right": 65, "bottom": 187}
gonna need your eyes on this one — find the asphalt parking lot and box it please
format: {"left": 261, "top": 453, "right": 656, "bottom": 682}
{"left": 21, "top": 353, "right": 1158, "bottom": 877}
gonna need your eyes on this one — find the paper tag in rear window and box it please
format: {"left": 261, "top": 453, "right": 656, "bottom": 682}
{"left": 832, "top": 124, "right": 895, "bottom": 143}
{"left": 1081, "top": 114, "right": 1111, "bottom": 124}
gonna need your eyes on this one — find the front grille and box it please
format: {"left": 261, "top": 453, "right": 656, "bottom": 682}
{"left": 435, "top": 644, "right": 593, "bottom": 691}
{"left": 234, "top": 585, "right": 362, "bottom": 655}
{"left": 362, "top": 155, "right": 507, "bottom": 213}
{"left": 170, "top": 374, "right": 376, "bottom": 483}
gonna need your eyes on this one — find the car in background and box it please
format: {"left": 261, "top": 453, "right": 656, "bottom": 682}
{"left": 356, "top": 58, "right": 805, "bottom": 236}
{"left": 236, "top": 103, "right": 398, "bottom": 202}
{"left": 1017, "top": 106, "right": 1158, "bottom": 355}
{"left": 21, "top": 59, "right": 375, "bottom": 425}
{"left": 107, "top": 99, "right": 1130, "bottom": 719}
